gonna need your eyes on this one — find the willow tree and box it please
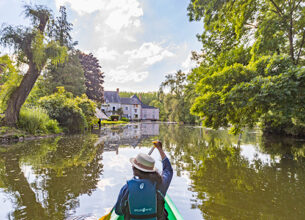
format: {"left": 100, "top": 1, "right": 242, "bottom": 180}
{"left": 0, "top": 5, "right": 67, "bottom": 126}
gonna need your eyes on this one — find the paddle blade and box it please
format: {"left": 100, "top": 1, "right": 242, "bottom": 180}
{"left": 99, "top": 211, "right": 111, "bottom": 220}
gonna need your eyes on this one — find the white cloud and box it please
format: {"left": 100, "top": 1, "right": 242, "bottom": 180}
{"left": 55, "top": 0, "right": 106, "bottom": 14}
{"left": 125, "top": 42, "right": 174, "bottom": 65}
{"left": 107, "top": 66, "right": 149, "bottom": 83}
{"left": 97, "top": 178, "right": 115, "bottom": 191}
{"left": 104, "top": 0, "right": 143, "bottom": 32}
{"left": 181, "top": 53, "right": 197, "bottom": 72}
{"left": 56, "top": 0, "right": 143, "bottom": 32}
{"left": 96, "top": 47, "right": 119, "bottom": 61}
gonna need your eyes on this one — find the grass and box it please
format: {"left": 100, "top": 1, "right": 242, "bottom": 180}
{"left": 100, "top": 120, "right": 128, "bottom": 124}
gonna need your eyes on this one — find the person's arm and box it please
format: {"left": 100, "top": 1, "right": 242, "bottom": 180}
{"left": 114, "top": 184, "right": 128, "bottom": 215}
{"left": 154, "top": 141, "right": 173, "bottom": 194}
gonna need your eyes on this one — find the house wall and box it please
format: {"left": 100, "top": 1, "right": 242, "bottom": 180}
{"left": 121, "top": 104, "right": 142, "bottom": 120}
{"left": 131, "top": 104, "right": 141, "bottom": 120}
{"left": 122, "top": 104, "right": 133, "bottom": 119}
{"left": 142, "top": 108, "right": 159, "bottom": 120}
{"left": 101, "top": 103, "right": 121, "bottom": 116}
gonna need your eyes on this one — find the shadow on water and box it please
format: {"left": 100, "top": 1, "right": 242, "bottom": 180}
{"left": 0, "top": 123, "right": 305, "bottom": 219}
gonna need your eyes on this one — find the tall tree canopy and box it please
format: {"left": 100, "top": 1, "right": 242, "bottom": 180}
{"left": 158, "top": 70, "right": 198, "bottom": 123}
{"left": 49, "top": 6, "right": 77, "bottom": 49}
{"left": 188, "top": 0, "right": 305, "bottom": 65}
{"left": 78, "top": 51, "right": 104, "bottom": 103}
{"left": 42, "top": 6, "right": 85, "bottom": 97}
{"left": 0, "top": 5, "right": 67, "bottom": 126}
{"left": 187, "top": 0, "right": 305, "bottom": 136}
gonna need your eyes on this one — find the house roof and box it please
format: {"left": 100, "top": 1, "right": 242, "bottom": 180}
{"left": 131, "top": 95, "right": 158, "bottom": 109}
{"left": 103, "top": 92, "right": 158, "bottom": 109}
{"left": 121, "top": 97, "right": 141, "bottom": 105}
{"left": 104, "top": 91, "right": 120, "bottom": 103}
{"left": 95, "top": 108, "right": 109, "bottom": 119}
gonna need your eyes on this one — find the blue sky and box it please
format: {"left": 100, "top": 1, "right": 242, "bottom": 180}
{"left": 0, "top": 0, "right": 202, "bottom": 92}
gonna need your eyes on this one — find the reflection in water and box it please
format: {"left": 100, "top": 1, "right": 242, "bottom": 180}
{"left": 0, "top": 135, "right": 104, "bottom": 220}
{"left": 158, "top": 125, "right": 305, "bottom": 219}
{"left": 0, "top": 123, "right": 305, "bottom": 219}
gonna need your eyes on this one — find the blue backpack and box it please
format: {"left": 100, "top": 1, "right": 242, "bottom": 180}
{"left": 127, "top": 179, "right": 158, "bottom": 220}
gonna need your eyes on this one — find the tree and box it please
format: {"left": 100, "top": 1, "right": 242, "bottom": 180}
{"left": 44, "top": 52, "right": 86, "bottom": 96}
{"left": 187, "top": 0, "right": 305, "bottom": 65}
{"left": 0, "top": 5, "right": 67, "bottom": 126}
{"left": 42, "top": 6, "right": 84, "bottom": 97}
{"left": 78, "top": 51, "right": 104, "bottom": 103}
{"left": 159, "top": 70, "right": 198, "bottom": 123}
{"left": 49, "top": 6, "right": 77, "bottom": 49}
{"left": 187, "top": 0, "right": 305, "bottom": 136}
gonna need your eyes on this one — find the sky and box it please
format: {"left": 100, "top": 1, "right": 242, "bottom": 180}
{"left": 0, "top": 0, "right": 202, "bottom": 92}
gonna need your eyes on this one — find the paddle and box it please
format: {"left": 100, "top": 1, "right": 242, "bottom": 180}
{"left": 99, "top": 141, "right": 158, "bottom": 220}
{"left": 99, "top": 209, "right": 113, "bottom": 220}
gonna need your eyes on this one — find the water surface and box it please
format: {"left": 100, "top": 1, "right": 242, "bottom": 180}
{"left": 0, "top": 123, "right": 305, "bottom": 219}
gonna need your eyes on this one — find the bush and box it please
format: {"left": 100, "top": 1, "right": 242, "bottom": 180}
{"left": 38, "top": 87, "right": 96, "bottom": 133}
{"left": 110, "top": 115, "right": 120, "bottom": 121}
{"left": 18, "top": 107, "right": 62, "bottom": 135}
{"left": 75, "top": 94, "right": 97, "bottom": 128}
{"left": 121, "top": 117, "right": 129, "bottom": 122}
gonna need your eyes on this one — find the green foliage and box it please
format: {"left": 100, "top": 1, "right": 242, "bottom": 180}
{"left": 110, "top": 115, "right": 120, "bottom": 121}
{"left": 75, "top": 94, "right": 97, "bottom": 128}
{"left": 78, "top": 51, "right": 104, "bottom": 103}
{"left": 191, "top": 54, "right": 305, "bottom": 136}
{"left": 187, "top": 0, "right": 305, "bottom": 136}
{"left": 120, "top": 91, "right": 158, "bottom": 106}
{"left": 159, "top": 70, "right": 199, "bottom": 124}
{"left": 100, "top": 120, "right": 127, "bottom": 124}
{"left": 0, "top": 5, "right": 68, "bottom": 126}
{"left": 0, "top": 55, "right": 17, "bottom": 84}
{"left": 43, "top": 52, "right": 86, "bottom": 96}
{"left": 0, "top": 57, "right": 22, "bottom": 112}
{"left": 121, "top": 117, "right": 129, "bottom": 122}
{"left": 18, "top": 106, "right": 61, "bottom": 134}
{"left": 38, "top": 87, "right": 93, "bottom": 133}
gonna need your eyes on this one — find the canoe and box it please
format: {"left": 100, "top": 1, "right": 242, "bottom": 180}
{"left": 109, "top": 194, "right": 184, "bottom": 220}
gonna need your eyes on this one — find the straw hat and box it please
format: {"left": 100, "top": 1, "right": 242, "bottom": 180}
{"left": 130, "top": 153, "right": 156, "bottom": 172}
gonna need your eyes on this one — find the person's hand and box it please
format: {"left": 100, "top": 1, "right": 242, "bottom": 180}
{"left": 153, "top": 141, "right": 162, "bottom": 150}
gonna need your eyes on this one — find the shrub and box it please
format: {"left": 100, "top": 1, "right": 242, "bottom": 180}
{"left": 18, "top": 106, "right": 62, "bottom": 134}
{"left": 75, "top": 94, "right": 97, "bottom": 128}
{"left": 38, "top": 87, "right": 93, "bottom": 133}
{"left": 121, "top": 117, "right": 129, "bottom": 122}
{"left": 110, "top": 115, "right": 120, "bottom": 121}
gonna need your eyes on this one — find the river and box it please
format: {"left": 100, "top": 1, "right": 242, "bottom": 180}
{"left": 0, "top": 123, "right": 304, "bottom": 219}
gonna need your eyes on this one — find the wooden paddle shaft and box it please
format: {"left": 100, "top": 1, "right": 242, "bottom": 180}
{"left": 148, "top": 146, "right": 155, "bottom": 155}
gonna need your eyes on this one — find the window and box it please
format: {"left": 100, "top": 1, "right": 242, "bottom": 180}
{"left": 113, "top": 107, "right": 115, "bottom": 111}
{"left": 125, "top": 107, "right": 128, "bottom": 110}
{"left": 135, "top": 114, "right": 138, "bottom": 118}
{"left": 134, "top": 109, "right": 137, "bottom": 113}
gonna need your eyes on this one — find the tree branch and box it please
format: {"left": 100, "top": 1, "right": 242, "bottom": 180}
{"left": 296, "top": 30, "right": 305, "bottom": 65}
{"left": 268, "top": 0, "right": 283, "bottom": 16}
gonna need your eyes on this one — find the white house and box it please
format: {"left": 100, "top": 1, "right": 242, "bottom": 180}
{"left": 101, "top": 88, "right": 159, "bottom": 120}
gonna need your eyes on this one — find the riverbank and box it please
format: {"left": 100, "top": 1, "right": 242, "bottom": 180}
{"left": 0, "top": 126, "right": 64, "bottom": 144}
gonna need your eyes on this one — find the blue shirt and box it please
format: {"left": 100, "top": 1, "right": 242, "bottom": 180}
{"left": 114, "top": 157, "right": 173, "bottom": 215}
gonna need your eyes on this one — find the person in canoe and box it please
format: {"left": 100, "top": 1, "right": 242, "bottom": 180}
{"left": 114, "top": 141, "right": 173, "bottom": 220}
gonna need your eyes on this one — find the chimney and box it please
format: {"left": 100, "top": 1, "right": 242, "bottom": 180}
{"left": 116, "top": 88, "right": 119, "bottom": 93}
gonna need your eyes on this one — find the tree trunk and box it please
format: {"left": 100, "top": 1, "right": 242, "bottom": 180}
{"left": 4, "top": 62, "right": 40, "bottom": 126}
